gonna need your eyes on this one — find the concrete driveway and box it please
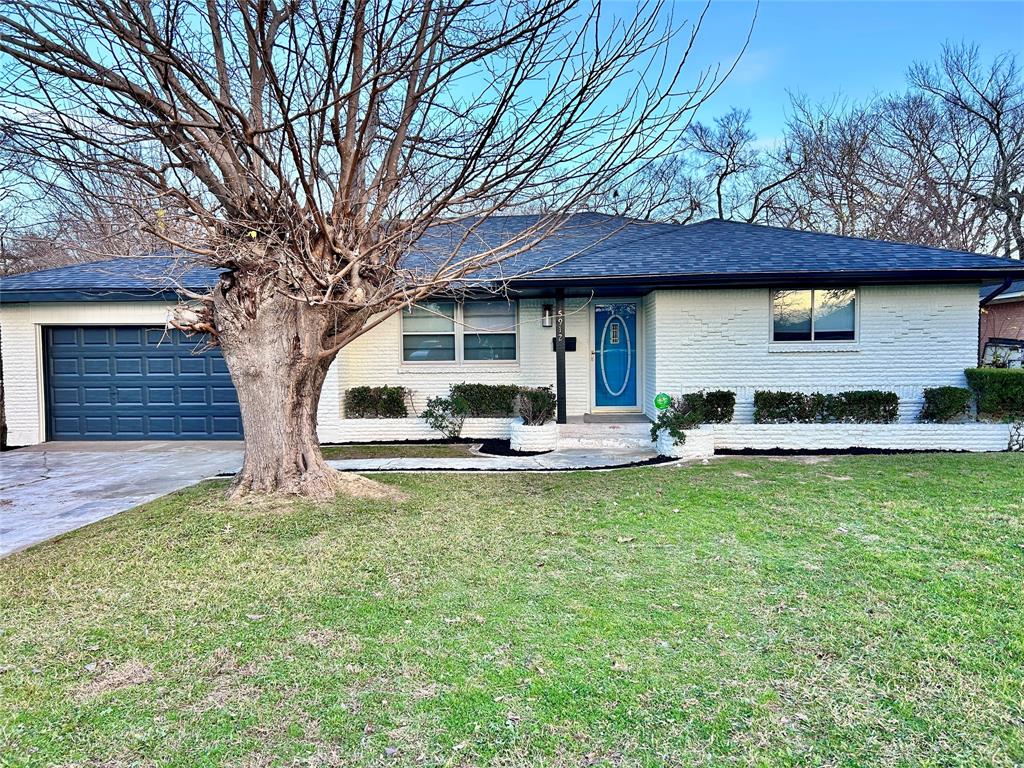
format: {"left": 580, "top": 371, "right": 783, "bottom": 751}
{"left": 0, "top": 441, "right": 243, "bottom": 558}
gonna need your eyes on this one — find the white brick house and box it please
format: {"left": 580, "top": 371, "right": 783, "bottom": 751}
{"left": 2, "top": 215, "right": 1022, "bottom": 448}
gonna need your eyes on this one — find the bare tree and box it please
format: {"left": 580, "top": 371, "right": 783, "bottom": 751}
{"left": 604, "top": 107, "right": 801, "bottom": 224}
{"left": 0, "top": 0, "right": 731, "bottom": 497}
{"left": 781, "top": 46, "right": 1022, "bottom": 257}
{"left": 910, "top": 44, "right": 1024, "bottom": 259}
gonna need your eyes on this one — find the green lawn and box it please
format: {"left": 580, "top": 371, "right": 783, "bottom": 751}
{"left": 2, "top": 454, "right": 1022, "bottom": 767}
{"left": 320, "top": 442, "right": 479, "bottom": 460}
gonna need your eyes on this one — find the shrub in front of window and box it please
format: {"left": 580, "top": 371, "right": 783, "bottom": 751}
{"left": 754, "top": 390, "right": 898, "bottom": 423}
{"left": 516, "top": 386, "right": 557, "bottom": 426}
{"left": 701, "top": 390, "right": 736, "bottom": 423}
{"left": 753, "top": 391, "right": 812, "bottom": 423}
{"left": 449, "top": 383, "right": 520, "bottom": 417}
{"left": 836, "top": 390, "right": 899, "bottom": 423}
{"left": 919, "top": 386, "right": 973, "bottom": 423}
{"left": 650, "top": 390, "right": 736, "bottom": 445}
{"left": 344, "top": 386, "right": 410, "bottom": 418}
{"left": 965, "top": 368, "right": 1024, "bottom": 419}
{"left": 421, "top": 394, "right": 468, "bottom": 439}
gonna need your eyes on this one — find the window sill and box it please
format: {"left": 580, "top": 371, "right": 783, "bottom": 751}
{"left": 768, "top": 342, "right": 860, "bottom": 354}
{"left": 399, "top": 363, "right": 521, "bottom": 374}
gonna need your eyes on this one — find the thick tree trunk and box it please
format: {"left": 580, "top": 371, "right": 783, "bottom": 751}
{"left": 214, "top": 290, "right": 396, "bottom": 501}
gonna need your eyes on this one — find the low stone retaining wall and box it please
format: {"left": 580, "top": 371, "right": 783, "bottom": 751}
{"left": 319, "top": 417, "right": 513, "bottom": 443}
{"left": 653, "top": 423, "right": 1014, "bottom": 460}
{"left": 713, "top": 423, "right": 1013, "bottom": 453}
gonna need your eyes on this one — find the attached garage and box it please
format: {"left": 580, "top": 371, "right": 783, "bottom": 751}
{"left": 43, "top": 325, "right": 242, "bottom": 440}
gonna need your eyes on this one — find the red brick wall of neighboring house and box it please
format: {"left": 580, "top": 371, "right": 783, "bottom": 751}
{"left": 980, "top": 298, "right": 1024, "bottom": 354}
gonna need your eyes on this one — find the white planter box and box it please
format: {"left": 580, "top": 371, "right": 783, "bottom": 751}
{"left": 712, "top": 423, "right": 1013, "bottom": 452}
{"left": 319, "top": 417, "right": 513, "bottom": 443}
{"left": 655, "top": 425, "right": 715, "bottom": 460}
{"left": 510, "top": 418, "right": 558, "bottom": 452}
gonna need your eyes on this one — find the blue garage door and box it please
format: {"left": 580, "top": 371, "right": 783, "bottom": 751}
{"left": 45, "top": 326, "right": 242, "bottom": 440}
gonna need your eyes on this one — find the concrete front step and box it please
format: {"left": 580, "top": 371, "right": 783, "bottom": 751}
{"left": 557, "top": 421, "right": 654, "bottom": 449}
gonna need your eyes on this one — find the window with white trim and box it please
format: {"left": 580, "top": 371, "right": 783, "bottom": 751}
{"left": 772, "top": 288, "right": 856, "bottom": 342}
{"left": 402, "top": 300, "right": 517, "bottom": 363}
{"left": 402, "top": 301, "right": 456, "bottom": 361}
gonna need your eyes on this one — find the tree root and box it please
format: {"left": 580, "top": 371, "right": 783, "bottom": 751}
{"left": 227, "top": 466, "right": 407, "bottom": 503}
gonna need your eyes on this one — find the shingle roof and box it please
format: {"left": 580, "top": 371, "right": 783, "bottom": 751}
{"left": 411, "top": 214, "right": 1024, "bottom": 283}
{"left": 3, "top": 214, "right": 1023, "bottom": 302}
{"left": 980, "top": 279, "right": 1024, "bottom": 301}
{"left": 0, "top": 256, "right": 219, "bottom": 301}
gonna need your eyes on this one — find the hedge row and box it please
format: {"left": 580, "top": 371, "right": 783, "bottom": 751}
{"left": 754, "top": 390, "right": 899, "bottom": 424}
{"left": 449, "top": 383, "right": 521, "bottom": 417}
{"left": 965, "top": 368, "right": 1024, "bottom": 418}
{"left": 919, "top": 386, "right": 972, "bottom": 423}
{"left": 343, "top": 386, "right": 410, "bottom": 418}
{"left": 650, "top": 390, "right": 736, "bottom": 445}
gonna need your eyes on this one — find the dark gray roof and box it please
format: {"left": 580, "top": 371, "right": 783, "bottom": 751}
{"left": 4, "top": 214, "right": 1024, "bottom": 302}
{"left": 0, "top": 257, "right": 219, "bottom": 302}
{"left": 981, "top": 279, "right": 1024, "bottom": 301}
{"left": 412, "top": 214, "right": 1024, "bottom": 285}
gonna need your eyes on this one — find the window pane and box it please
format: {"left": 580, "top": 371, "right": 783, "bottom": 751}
{"left": 463, "top": 300, "right": 516, "bottom": 332}
{"left": 814, "top": 289, "right": 855, "bottom": 340}
{"left": 403, "top": 302, "right": 455, "bottom": 334}
{"left": 403, "top": 334, "right": 455, "bottom": 362}
{"left": 464, "top": 333, "right": 516, "bottom": 361}
{"left": 772, "top": 290, "right": 812, "bottom": 341}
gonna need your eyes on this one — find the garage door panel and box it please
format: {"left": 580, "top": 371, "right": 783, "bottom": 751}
{"left": 45, "top": 325, "right": 242, "bottom": 440}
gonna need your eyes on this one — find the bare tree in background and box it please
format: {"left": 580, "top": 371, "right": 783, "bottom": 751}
{"left": 910, "top": 44, "right": 1024, "bottom": 259}
{"left": 0, "top": 0, "right": 731, "bottom": 498}
{"left": 781, "top": 45, "right": 1022, "bottom": 257}
{"left": 597, "top": 107, "right": 800, "bottom": 224}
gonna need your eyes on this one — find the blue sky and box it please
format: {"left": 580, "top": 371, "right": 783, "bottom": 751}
{"left": 663, "top": 0, "right": 1024, "bottom": 142}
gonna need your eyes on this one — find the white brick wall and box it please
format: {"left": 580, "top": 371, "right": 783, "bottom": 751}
{"left": 647, "top": 285, "right": 981, "bottom": 423}
{"left": 0, "top": 299, "right": 596, "bottom": 445}
{"left": 713, "top": 423, "right": 1011, "bottom": 452}
{"left": 642, "top": 293, "right": 658, "bottom": 419}
{"left": 325, "top": 298, "right": 593, "bottom": 440}
{"left": 1, "top": 284, "right": 985, "bottom": 445}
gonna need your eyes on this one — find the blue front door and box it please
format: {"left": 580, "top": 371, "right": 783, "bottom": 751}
{"left": 594, "top": 303, "right": 638, "bottom": 408}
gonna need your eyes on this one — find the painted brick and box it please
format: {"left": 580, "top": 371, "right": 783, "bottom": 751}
{"left": 647, "top": 285, "right": 981, "bottom": 423}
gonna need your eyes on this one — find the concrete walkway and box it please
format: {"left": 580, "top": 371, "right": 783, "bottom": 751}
{"left": 1, "top": 441, "right": 664, "bottom": 558}
{"left": 326, "top": 447, "right": 662, "bottom": 472}
{"left": 0, "top": 442, "right": 244, "bottom": 558}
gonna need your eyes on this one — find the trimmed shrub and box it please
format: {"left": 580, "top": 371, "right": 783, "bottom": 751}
{"left": 421, "top": 395, "right": 467, "bottom": 439}
{"left": 837, "top": 390, "right": 899, "bottom": 423}
{"left": 754, "top": 390, "right": 899, "bottom": 424}
{"left": 965, "top": 368, "right": 1024, "bottom": 419}
{"left": 919, "top": 386, "right": 973, "bottom": 423}
{"left": 650, "top": 394, "right": 704, "bottom": 446}
{"left": 701, "top": 390, "right": 736, "bottom": 424}
{"left": 517, "top": 386, "right": 557, "bottom": 426}
{"left": 650, "top": 390, "right": 736, "bottom": 445}
{"left": 753, "top": 391, "right": 811, "bottom": 423}
{"left": 344, "top": 386, "right": 410, "bottom": 418}
{"left": 449, "top": 383, "right": 520, "bottom": 417}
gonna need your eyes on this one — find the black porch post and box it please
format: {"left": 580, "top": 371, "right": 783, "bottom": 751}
{"left": 555, "top": 288, "right": 567, "bottom": 424}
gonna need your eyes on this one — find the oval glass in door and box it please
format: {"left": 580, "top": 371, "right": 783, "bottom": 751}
{"left": 594, "top": 303, "right": 638, "bottom": 408}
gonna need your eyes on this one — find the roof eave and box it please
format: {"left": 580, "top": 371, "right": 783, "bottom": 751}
{"left": 0, "top": 288, "right": 192, "bottom": 304}
{"left": 505, "top": 267, "right": 1024, "bottom": 290}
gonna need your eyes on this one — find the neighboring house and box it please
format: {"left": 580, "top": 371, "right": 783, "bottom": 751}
{"left": 979, "top": 280, "right": 1024, "bottom": 367}
{"left": 2, "top": 214, "right": 1023, "bottom": 447}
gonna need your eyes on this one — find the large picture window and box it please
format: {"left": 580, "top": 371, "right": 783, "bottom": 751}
{"left": 402, "top": 300, "right": 517, "bottom": 363}
{"left": 772, "top": 289, "right": 856, "bottom": 342}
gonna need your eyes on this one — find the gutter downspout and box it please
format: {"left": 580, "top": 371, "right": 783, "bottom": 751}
{"left": 978, "top": 278, "right": 1013, "bottom": 365}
